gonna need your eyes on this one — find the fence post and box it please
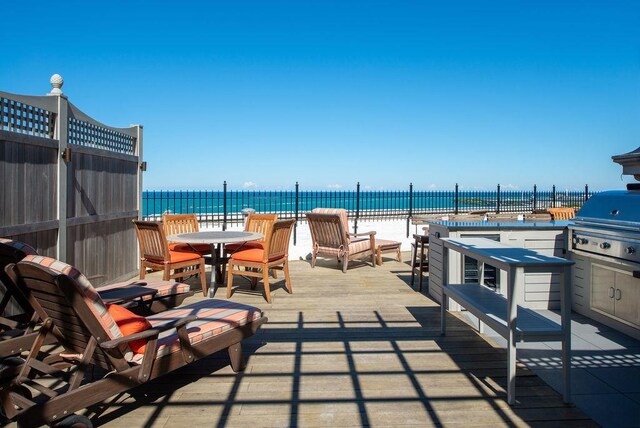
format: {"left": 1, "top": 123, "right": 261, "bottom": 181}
{"left": 223, "top": 181, "right": 228, "bottom": 231}
{"left": 134, "top": 125, "right": 144, "bottom": 221}
{"left": 407, "top": 183, "right": 413, "bottom": 238}
{"left": 533, "top": 184, "right": 537, "bottom": 211}
{"left": 355, "top": 182, "right": 360, "bottom": 234}
{"left": 585, "top": 184, "right": 589, "bottom": 202}
{"left": 49, "top": 75, "right": 69, "bottom": 262}
{"left": 496, "top": 184, "right": 501, "bottom": 213}
{"left": 294, "top": 181, "right": 299, "bottom": 245}
{"left": 454, "top": 183, "right": 459, "bottom": 214}
{"left": 552, "top": 185, "right": 557, "bottom": 207}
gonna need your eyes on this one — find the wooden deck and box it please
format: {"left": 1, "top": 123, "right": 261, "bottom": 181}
{"left": 86, "top": 255, "right": 594, "bottom": 427}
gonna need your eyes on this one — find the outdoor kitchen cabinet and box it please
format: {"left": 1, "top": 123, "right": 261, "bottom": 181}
{"left": 425, "top": 220, "right": 569, "bottom": 309}
{"left": 570, "top": 249, "right": 640, "bottom": 340}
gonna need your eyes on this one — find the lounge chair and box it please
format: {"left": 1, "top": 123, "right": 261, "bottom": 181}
{"left": 226, "top": 219, "right": 295, "bottom": 303}
{"left": 2, "top": 256, "right": 266, "bottom": 427}
{"left": 306, "top": 208, "right": 376, "bottom": 273}
{"left": 1, "top": 238, "right": 193, "bottom": 317}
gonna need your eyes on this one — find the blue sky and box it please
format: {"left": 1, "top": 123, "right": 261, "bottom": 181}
{"left": 2, "top": 1, "right": 639, "bottom": 191}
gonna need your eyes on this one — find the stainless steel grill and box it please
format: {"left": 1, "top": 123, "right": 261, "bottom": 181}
{"left": 567, "top": 148, "right": 640, "bottom": 340}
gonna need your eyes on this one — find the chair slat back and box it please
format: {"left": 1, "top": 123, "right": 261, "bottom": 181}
{"left": 245, "top": 214, "right": 278, "bottom": 243}
{"left": 134, "top": 220, "right": 170, "bottom": 262}
{"left": 547, "top": 207, "right": 575, "bottom": 220}
{"left": 264, "top": 219, "right": 296, "bottom": 260}
{"left": 311, "top": 208, "right": 349, "bottom": 235}
{"left": 163, "top": 214, "right": 200, "bottom": 243}
{"left": 9, "top": 259, "right": 127, "bottom": 369}
{"left": 306, "top": 213, "right": 348, "bottom": 249}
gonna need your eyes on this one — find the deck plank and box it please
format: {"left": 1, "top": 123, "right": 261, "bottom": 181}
{"left": 24, "top": 253, "right": 592, "bottom": 427}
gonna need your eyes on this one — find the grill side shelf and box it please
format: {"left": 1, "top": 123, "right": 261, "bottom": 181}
{"left": 445, "top": 283, "right": 563, "bottom": 341}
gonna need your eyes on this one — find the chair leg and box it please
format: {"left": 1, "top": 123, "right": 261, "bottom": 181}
{"left": 228, "top": 342, "right": 245, "bottom": 372}
{"left": 371, "top": 251, "right": 376, "bottom": 267}
{"left": 139, "top": 262, "right": 146, "bottom": 279}
{"left": 199, "top": 261, "right": 207, "bottom": 297}
{"left": 262, "top": 267, "right": 271, "bottom": 303}
{"left": 397, "top": 247, "right": 402, "bottom": 263}
{"left": 342, "top": 256, "right": 348, "bottom": 273}
{"left": 410, "top": 242, "right": 417, "bottom": 287}
{"left": 418, "top": 242, "right": 424, "bottom": 292}
{"left": 311, "top": 251, "right": 317, "bottom": 268}
{"left": 163, "top": 265, "right": 171, "bottom": 281}
{"left": 226, "top": 260, "right": 235, "bottom": 298}
{"left": 283, "top": 260, "right": 292, "bottom": 294}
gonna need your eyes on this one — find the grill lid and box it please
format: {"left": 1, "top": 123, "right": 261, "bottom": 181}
{"left": 574, "top": 190, "right": 640, "bottom": 230}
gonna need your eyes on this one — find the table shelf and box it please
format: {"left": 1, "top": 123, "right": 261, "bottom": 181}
{"left": 440, "top": 237, "right": 573, "bottom": 405}
{"left": 445, "top": 283, "right": 563, "bottom": 341}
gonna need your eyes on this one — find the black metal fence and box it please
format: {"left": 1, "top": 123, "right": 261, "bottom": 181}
{"left": 143, "top": 182, "right": 592, "bottom": 242}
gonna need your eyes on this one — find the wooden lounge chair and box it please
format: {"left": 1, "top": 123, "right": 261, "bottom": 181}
{"left": 2, "top": 256, "right": 266, "bottom": 427}
{"left": 227, "top": 219, "right": 295, "bottom": 303}
{"left": 306, "top": 208, "right": 376, "bottom": 273}
{"left": 1, "top": 238, "right": 193, "bottom": 318}
{"left": 133, "top": 220, "right": 208, "bottom": 296}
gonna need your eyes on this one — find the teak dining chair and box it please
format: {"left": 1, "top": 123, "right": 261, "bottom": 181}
{"left": 133, "top": 220, "right": 208, "bottom": 296}
{"left": 224, "top": 213, "right": 278, "bottom": 254}
{"left": 226, "top": 219, "right": 296, "bottom": 303}
{"left": 162, "top": 213, "right": 210, "bottom": 255}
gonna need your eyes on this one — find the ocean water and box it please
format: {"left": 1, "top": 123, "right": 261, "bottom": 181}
{"left": 142, "top": 189, "right": 587, "bottom": 218}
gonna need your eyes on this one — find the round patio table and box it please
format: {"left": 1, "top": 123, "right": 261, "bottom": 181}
{"left": 167, "top": 231, "right": 263, "bottom": 297}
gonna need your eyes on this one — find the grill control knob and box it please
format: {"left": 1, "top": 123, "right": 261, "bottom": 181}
{"left": 600, "top": 242, "right": 611, "bottom": 249}
{"left": 626, "top": 247, "right": 636, "bottom": 255}
{"left": 574, "top": 237, "right": 588, "bottom": 245}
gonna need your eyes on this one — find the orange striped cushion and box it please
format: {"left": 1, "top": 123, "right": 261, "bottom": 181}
{"left": 0, "top": 238, "right": 38, "bottom": 256}
{"left": 21, "top": 255, "right": 123, "bottom": 341}
{"left": 128, "top": 300, "right": 263, "bottom": 364}
{"left": 311, "top": 208, "right": 349, "bottom": 234}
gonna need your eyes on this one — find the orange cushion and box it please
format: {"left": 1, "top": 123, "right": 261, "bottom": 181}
{"left": 169, "top": 243, "right": 210, "bottom": 253}
{"left": 147, "top": 250, "right": 201, "bottom": 264}
{"left": 231, "top": 248, "right": 282, "bottom": 263}
{"left": 107, "top": 304, "right": 152, "bottom": 354}
{"left": 225, "top": 241, "right": 263, "bottom": 252}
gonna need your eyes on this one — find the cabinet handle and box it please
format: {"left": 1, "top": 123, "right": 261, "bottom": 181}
{"left": 615, "top": 289, "right": 622, "bottom": 301}
{"left": 609, "top": 287, "right": 615, "bottom": 298}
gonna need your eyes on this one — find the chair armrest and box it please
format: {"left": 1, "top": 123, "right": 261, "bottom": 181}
{"left": 100, "top": 315, "right": 197, "bottom": 349}
{"left": 349, "top": 231, "right": 376, "bottom": 238}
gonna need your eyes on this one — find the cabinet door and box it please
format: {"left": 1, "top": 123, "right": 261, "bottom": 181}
{"left": 614, "top": 271, "right": 640, "bottom": 328}
{"left": 591, "top": 264, "right": 615, "bottom": 316}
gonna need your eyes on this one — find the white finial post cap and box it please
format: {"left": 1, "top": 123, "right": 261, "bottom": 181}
{"left": 48, "top": 74, "right": 64, "bottom": 95}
